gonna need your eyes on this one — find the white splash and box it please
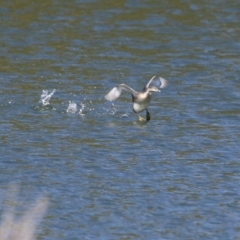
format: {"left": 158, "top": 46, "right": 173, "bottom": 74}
{"left": 66, "top": 101, "right": 77, "bottom": 114}
{"left": 40, "top": 89, "right": 56, "bottom": 106}
{"left": 79, "top": 103, "right": 85, "bottom": 115}
{"left": 109, "top": 102, "right": 118, "bottom": 115}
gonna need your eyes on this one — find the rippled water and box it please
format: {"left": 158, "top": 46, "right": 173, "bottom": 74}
{"left": 1, "top": 0, "right": 240, "bottom": 239}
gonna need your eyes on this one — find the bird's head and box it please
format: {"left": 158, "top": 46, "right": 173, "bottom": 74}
{"left": 148, "top": 86, "right": 161, "bottom": 93}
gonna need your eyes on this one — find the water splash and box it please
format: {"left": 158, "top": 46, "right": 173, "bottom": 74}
{"left": 79, "top": 103, "right": 85, "bottom": 115}
{"left": 66, "top": 101, "right": 77, "bottom": 114}
{"left": 108, "top": 102, "right": 118, "bottom": 116}
{"left": 39, "top": 89, "right": 56, "bottom": 106}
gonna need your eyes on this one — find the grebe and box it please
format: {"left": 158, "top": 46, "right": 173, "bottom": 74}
{"left": 105, "top": 76, "right": 167, "bottom": 121}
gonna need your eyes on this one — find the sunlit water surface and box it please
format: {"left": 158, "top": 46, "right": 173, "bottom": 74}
{"left": 1, "top": 0, "right": 240, "bottom": 239}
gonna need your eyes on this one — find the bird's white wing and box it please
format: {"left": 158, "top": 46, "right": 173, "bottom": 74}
{"left": 159, "top": 77, "right": 168, "bottom": 89}
{"left": 105, "top": 86, "right": 121, "bottom": 101}
{"left": 105, "top": 84, "right": 137, "bottom": 101}
{"left": 145, "top": 76, "right": 168, "bottom": 89}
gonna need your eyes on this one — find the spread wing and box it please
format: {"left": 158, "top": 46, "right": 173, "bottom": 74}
{"left": 145, "top": 76, "right": 168, "bottom": 90}
{"left": 105, "top": 84, "right": 137, "bottom": 101}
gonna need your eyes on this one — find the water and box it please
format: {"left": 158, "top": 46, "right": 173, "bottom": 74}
{"left": 1, "top": 0, "right": 240, "bottom": 239}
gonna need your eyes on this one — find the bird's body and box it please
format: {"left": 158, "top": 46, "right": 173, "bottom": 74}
{"left": 105, "top": 76, "right": 167, "bottom": 121}
{"left": 132, "top": 90, "right": 152, "bottom": 112}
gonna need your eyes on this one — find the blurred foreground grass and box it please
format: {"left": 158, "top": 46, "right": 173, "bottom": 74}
{"left": 0, "top": 185, "right": 48, "bottom": 240}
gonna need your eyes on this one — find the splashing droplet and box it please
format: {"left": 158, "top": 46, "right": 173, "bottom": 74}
{"left": 40, "top": 89, "right": 56, "bottom": 106}
{"left": 79, "top": 103, "right": 85, "bottom": 115}
{"left": 67, "top": 101, "right": 77, "bottom": 114}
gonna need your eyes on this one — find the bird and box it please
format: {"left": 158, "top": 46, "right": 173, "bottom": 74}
{"left": 105, "top": 76, "right": 168, "bottom": 121}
